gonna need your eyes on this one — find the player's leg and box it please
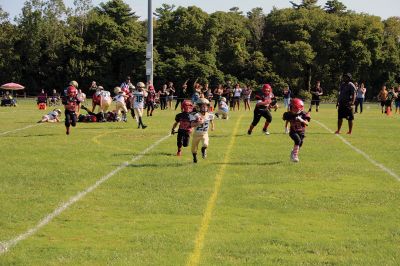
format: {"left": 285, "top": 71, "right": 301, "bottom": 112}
{"left": 262, "top": 109, "right": 272, "bottom": 135}
{"left": 289, "top": 132, "right": 301, "bottom": 162}
{"left": 201, "top": 133, "right": 209, "bottom": 159}
{"left": 191, "top": 134, "right": 201, "bottom": 163}
{"left": 248, "top": 109, "right": 261, "bottom": 135}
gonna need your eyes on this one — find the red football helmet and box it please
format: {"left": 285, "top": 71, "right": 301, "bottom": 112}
{"left": 262, "top": 84, "right": 272, "bottom": 94}
{"left": 67, "top": 86, "right": 77, "bottom": 97}
{"left": 181, "top": 100, "right": 193, "bottom": 113}
{"left": 290, "top": 98, "right": 304, "bottom": 114}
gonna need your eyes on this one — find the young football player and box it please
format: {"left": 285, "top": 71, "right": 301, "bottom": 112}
{"left": 190, "top": 98, "right": 215, "bottom": 163}
{"left": 113, "top": 86, "right": 128, "bottom": 122}
{"left": 171, "top": 100, "right": 194, "bottom": 156}
{"left": 247, "top": 84, "right": 274, "bottom": 135}
{"left": 62, "top": 82, "right": 80, "bottom": 135}
{"left": 132, "top": 82, "right": 147, "bottom": 129}
{"left": 215, "top": 97, "right": 229, "bottom": 119}
{"left": 282, "top": 98, "right": 311, "bottom": 162}
{"left": 37, "top": 109, "right": 62, "bottom": 123}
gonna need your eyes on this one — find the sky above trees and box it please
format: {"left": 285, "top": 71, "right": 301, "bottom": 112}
{"left": 2, "top": 0, "right": 400, "bottom": 21}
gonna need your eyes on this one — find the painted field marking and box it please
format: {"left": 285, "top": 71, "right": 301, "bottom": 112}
{"left": 0, "top": 133, "right": 171, "bottom": 255}
{"left": 0, "top": 124, "right": 42, "bottom": 136}
{"left": 314, "top": 119, "right": 400, "bottom": 181}
{"left": 187, "top": 115, "right": 243, "bottom": 266}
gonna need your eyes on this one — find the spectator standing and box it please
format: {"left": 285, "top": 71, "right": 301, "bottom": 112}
{"left": 159, "top": 84, "right": 168, "bottom": 110}
{"left": 395, "top": 85, "right": 400, "bottom": 114}
{"left": 232, "top": 83, "right": 242, "bottom": 111}
{"left": 242, "top": 85, "right": 252, "bottom": 111}
{"left": 335, "top": 73, "right": 356, "bottom": 135}
{"left": 309, "top": 81, "right": 323, "bottom": 112}
{"left": 283, "top": 85, "right": 292, "bottom": 110}
{"left": 377, "top": 85, "right": 388, "bottom": 114}
{"left": 354, "top": 82, "right": 366, "bottom": 113}
{"left": 166, "top": 82, "right": 175, "bottom": 110}
{"left": 175, "top": 82, "right": 189, "bottom": 110}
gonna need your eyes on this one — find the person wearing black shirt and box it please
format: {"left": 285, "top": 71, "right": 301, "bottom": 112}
{"left": 309, "top": 81, "right": 323, "bottom": 112}
{"left": 335, "top": 73, "right": 356, "bottom": 134}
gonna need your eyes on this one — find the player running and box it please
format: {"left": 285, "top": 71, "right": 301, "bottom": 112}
{"left": 171, "top": 100, "right": 194, "bottom": 156}
{"left": 247, "top": 84, "right": 274, "bottom": 135}
{"left": 283, "top": 98, "right": 311, "bottom": 162}
{"left": 190, "top": 98, "right": 215, "bottom": 163}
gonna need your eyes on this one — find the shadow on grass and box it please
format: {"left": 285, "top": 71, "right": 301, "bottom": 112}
{"left": 113, "top": 152, "right": 176, "bottom": 157}
{"left": 22, "top": 133, "right": 58, "bottom": 137}
{"left": 126, "top": 162, "right": 192, "bottom": 168}
{"left": 213, "top": 161, "right": 283, "bottom": 166}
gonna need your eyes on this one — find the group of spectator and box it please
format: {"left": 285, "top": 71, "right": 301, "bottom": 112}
{"left": 1, "top": 91, "right": 16, "bottom": 106}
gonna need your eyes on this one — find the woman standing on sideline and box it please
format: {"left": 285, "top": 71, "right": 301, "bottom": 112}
{"left": 242, "top": 85, "right": 252, "bottom": 111}
{"left": 159, "top": 84, "right": 168, "bottom": 110}
{"left": 166, "top": 82, "right": 175, "bottom": 110}
{"left": 354, "top": 82, "right": 366, "bottom": 113}
{"left": 283, "top": 85, "right": 291, "bottom": 111}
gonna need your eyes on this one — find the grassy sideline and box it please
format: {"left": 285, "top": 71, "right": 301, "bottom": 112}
{"left": 1, "top": 99, "right": 400, "bottom": 265}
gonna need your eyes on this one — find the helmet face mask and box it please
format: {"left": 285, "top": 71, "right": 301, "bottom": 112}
{"left": 67, "top": 86, "right": 77, "bottom": 97}
{"left": 197, "top": 98, "right": 210, "bottom": 114}
{"left": 181, "top": 100, "right": 193, "bottom": 113}
{"left": 290, "top": 98, "right": 304, "bottom": 114}
{"left": 262, "top": 84, "right": 272, "bottom": 94}
{"left": 200, "top": 104, "right": 208, "bottom": 113}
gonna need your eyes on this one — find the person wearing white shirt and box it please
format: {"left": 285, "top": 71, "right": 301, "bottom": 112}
{"left": 232, "top": 83, "right": 242, "bottom": 111}
{"left": 113, "top": 87, "right": 128, "bottom": 122}
{"left": 132, "top": 82, "right": 147, "bottom": 129}
{"left": 190, "top": 98, "right": 215, "bottom": 163}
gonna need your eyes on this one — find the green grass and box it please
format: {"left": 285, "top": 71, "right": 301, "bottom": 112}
{"left": 1, "top": 99, "right": 400, "bottom": 265}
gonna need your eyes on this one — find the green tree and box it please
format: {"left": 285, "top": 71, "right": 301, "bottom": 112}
{"left": 290, "top": 0, "right": 320, "bottom": 10}
{"left": 324, "top": 0, "right": 347, "bottom": 14}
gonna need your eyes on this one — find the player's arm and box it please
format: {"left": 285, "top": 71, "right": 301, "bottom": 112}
{"left": 284, "top": 120, "right": 289, "bottom": 133}
{"left": 296, "top": 115, "right": 309, "bottom": 126}
{"left": 171, "top": 121, "right": 178, "bottom": 134}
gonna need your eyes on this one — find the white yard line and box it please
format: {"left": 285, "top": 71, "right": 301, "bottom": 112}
{"left": 0, "top": 133, "right": 171, "bottom": 255}
{"left": 314, "top": 119, "right": 400, "bottom": 181}
{"left": 0, "top": 124, "right": 42, "bottom": 136}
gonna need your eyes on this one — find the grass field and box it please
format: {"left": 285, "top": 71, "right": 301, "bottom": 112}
{"left": 1, "top": 99, "right": 400, "bottom": 265}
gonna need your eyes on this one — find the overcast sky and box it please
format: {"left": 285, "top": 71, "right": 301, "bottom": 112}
{"left": 1, "top": 0, "right": 399, "bottom": 21}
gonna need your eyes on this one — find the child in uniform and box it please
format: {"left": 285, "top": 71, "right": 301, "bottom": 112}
{"left": 190, "top": 98, "right": 215, "bottom": 163}
{"left": 283, "top": 98, "right": 311, "bottom": 162}
{"left": 171, "top": 100, "right": 194, "bottom": 156}
{"left": 62, "top": 82, "right": 80, "bottom": 135}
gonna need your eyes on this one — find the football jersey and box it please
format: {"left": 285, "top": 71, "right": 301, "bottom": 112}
{"left": 47, "top": 110, "right": 59, "bottom": 119}
{"left": 64, "top": 96, "right": 80, "bottom": 112}
{"left": 175, "top": 112, "right": 193, "bottom": 132}
{"left": 113, "top": 93, "right": 126, "bottom": 103}
{"left": 255, "top": 92, "right": 274, "bottom": 109}
{"left": 219, "top": 101, "right": 229, "bottom": 112}
{"left": 191, "top": 113, "right": 214, "bottom": 134}
{"left": 282, "top": 111, "right": 311, "bottom": 133}
{"left": 133, "top": 90, "right": 145, "bottom": 109}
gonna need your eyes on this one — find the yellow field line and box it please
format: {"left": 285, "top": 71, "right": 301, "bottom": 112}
{"left": 187, "top": 114, "right": 244, "bottom": 266}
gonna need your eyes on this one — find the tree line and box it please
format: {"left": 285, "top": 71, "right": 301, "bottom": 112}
{"left": 0, "top": 0, "right": 399, "bottom": 99}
